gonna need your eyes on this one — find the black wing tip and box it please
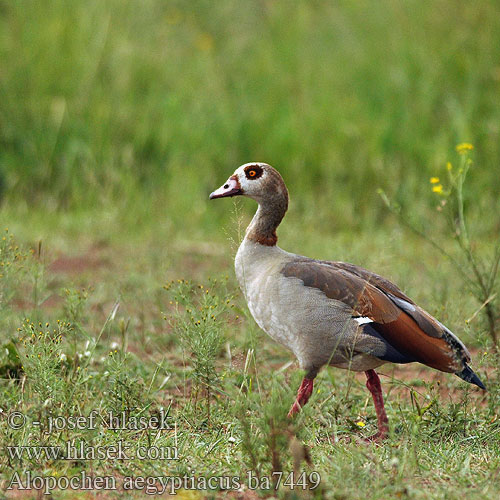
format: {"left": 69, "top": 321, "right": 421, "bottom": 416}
{"left": 456, "top": 365, "right": 486, "bottom": 390}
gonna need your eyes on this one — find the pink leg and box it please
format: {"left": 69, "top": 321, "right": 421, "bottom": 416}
{"left": 288, "top": 377, "right": 315, "bottom": 417}
{"left": 364, "top": 369, "right": 389, "bottom": 441}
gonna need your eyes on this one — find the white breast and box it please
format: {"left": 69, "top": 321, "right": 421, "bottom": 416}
{"left": 235, "top": 239, "right": 365, "bottom": 371}
{"left": 235, "top": 239, "right": 290, "bottom": 342}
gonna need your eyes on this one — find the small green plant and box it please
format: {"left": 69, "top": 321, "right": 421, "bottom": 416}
{"left": 30, "top": 240, "right": 48, "bottom": 313}
{"left": 62, "top": 286, "right": 91, "bottom": 357}
{"left": 379, "top": 143, "right": 500, "bottom": 349}
{"left": 17, "top": 319, "right": 71, "bottom": 407}
{"left": 0, "top": 228, "right": 29, "bottom": 306}
{"left": 104, "top": 350, "right": 148, "bottom": 413}
{"left": 164, "top": 277, "right": 234, "bottom": 422}
{"left": 63, "top": 287, "right": 90, "bottom": 324}
{"left": 235, "top": 373, "right": 313, "bottom": 492}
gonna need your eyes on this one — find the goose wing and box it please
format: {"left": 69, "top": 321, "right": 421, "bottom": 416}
{"left": 281, "top": 258, "right": 469, "bottom": 373}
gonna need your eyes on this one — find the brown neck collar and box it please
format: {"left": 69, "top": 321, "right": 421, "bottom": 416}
{"left": 246, "top": 190, "right": 289, "bottom": 247}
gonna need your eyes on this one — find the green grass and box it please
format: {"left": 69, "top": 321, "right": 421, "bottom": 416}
{"left": 1, "top": 0, "right": 500, "bottom": 498}
{"left": 0, "top": 221, "right": 498, "bottom": 499}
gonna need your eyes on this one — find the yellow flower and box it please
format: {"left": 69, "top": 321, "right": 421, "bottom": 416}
{"left": 446, "top": 162, "right": 453, "bottom": 171}
{"left": 432, "top": 184, "right": 443, "bottom": 194}
{"left": 356, "top": 421, "right": 366, "bottom": 427}
{"left": 430, "top": 177, "right": 440, "bottom": 184}
{"left": 456, "top": 143, "right": 474, "bottom": 154}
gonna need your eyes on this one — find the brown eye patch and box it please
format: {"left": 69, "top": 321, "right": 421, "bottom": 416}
{"left": 244, "top": 165, "right": 263, "bottom": 180}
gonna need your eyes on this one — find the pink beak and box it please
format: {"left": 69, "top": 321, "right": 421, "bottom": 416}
{"left": 209, "top": 176, "right": 242, "bottom": 199}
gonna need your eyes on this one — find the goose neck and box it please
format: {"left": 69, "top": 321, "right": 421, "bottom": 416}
{"left": 246, "top": 194, "right": 288, "bottom": 246}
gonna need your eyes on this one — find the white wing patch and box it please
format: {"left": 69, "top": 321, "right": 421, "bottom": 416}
{"left": 353, "top": 316, "right": 373, "bottom": 325}
{"left": 388, "top": 294, "right": 416, "bottom": 312}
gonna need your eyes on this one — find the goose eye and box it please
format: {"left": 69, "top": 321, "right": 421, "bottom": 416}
{"left": 244, "top": 165, "right": 263, "bottom": 180}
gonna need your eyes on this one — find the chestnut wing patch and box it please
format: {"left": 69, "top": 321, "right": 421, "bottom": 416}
{"left": 366, "top": 315, "right": 461, "bottom": 372}
{"left": 329, "top": 261, "right": 452, "bottom": 340}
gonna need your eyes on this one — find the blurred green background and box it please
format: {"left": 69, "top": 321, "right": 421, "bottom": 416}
{"left": 1, "top": 0, "right": 499, "bottom": 236}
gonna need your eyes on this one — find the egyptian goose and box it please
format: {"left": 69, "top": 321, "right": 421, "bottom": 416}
{"left": 210, "top": 163, "right": 485, "bottom": 440}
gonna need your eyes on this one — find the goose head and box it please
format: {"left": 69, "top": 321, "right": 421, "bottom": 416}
{"left": 209, "top": 162, "right": 288, "bottom": 206}
{"left": 210, "top": 162, "right": 289, "bottom": 246}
